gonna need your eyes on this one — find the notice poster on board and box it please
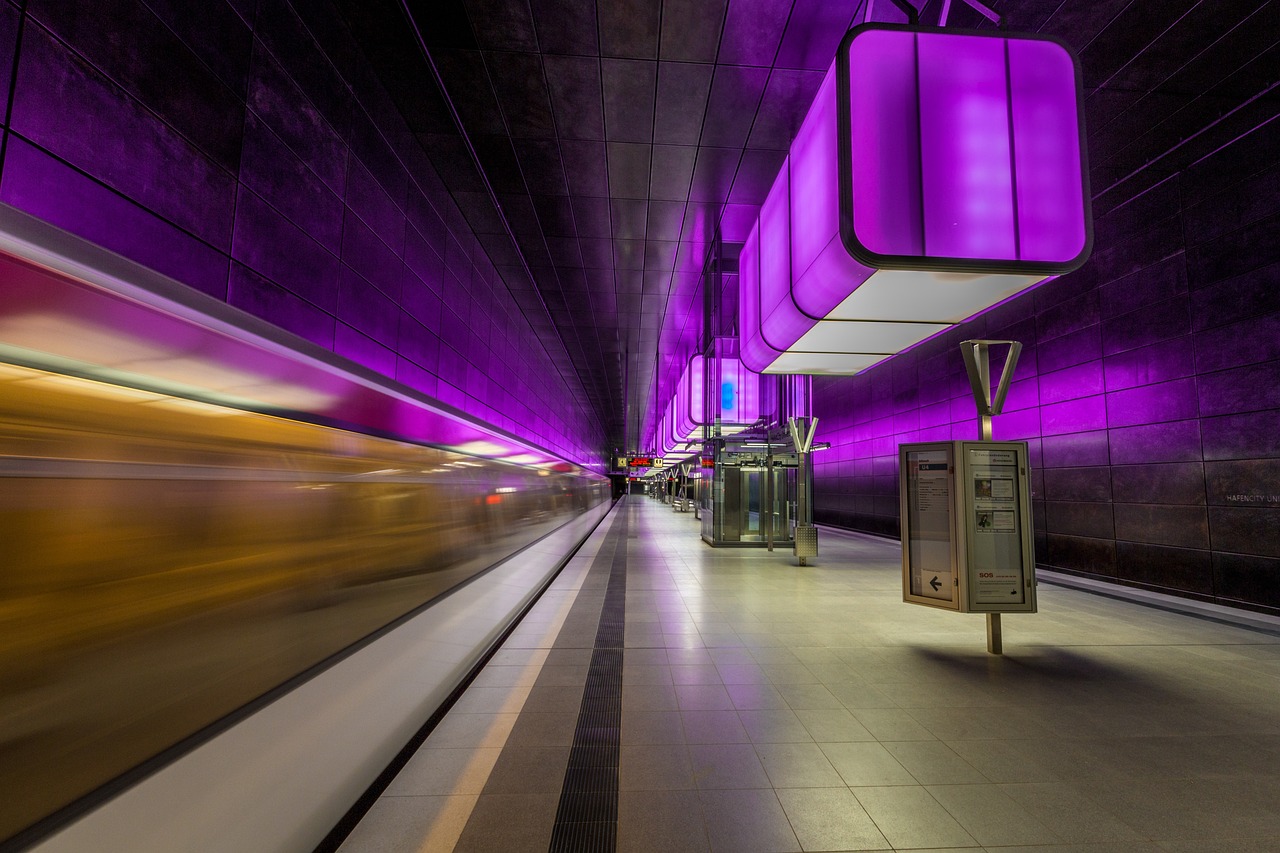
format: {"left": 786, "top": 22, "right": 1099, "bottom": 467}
{"left": 906, "top": 448, "right": 953, "bottom": 602}
{"left": 967, "top": 448, "right": 1024, "bottom": 603}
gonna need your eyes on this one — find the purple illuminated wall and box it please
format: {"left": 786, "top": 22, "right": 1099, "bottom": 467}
{"left": 813, "top": 111, "right": 1280, "bottom": 614}
{"left": 0, "top": 0, "right": 604, "bottom": 467}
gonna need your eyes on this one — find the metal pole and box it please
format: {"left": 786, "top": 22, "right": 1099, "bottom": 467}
{"left": 962, "top": 340, "right": 1023, "bottom": 656}
{"left": 765, "top": 448, "right": 774, "bottom": 551}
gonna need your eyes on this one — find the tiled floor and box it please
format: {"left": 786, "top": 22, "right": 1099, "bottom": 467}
{"left": 340, "top": 496, "right": 1280, "bottom": 852}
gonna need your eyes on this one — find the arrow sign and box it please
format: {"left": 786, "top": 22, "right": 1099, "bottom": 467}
{"left": 929, "top": 576, "right": 941, "bottom": 592}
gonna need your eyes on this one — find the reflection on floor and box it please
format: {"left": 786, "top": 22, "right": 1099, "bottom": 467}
{"left": 340, "top": 496, "right": 1280, "bottom": 852}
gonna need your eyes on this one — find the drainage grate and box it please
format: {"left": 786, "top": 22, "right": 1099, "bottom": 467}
{"left": 548, "top": 513, "right": 628, "bottom": 852}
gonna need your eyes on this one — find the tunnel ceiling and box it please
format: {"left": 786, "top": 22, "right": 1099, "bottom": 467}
{"left": 338, "top": 0, "right": 1278, "bottom": 454}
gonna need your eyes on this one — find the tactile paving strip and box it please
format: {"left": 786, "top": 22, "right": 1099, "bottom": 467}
{"left": 548, "top": 512, "right": 628, "bottom": 852}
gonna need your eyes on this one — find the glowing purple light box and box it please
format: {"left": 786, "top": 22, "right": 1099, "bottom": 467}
{"left": 742, "top": 24, "right": 1091, "bottom": 375}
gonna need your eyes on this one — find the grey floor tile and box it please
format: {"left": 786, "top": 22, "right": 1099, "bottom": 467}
{"left": 518, "top": 684, "right": 584, "bottom": 714}
{"left": 620, "top": 742, "right": 696, "bottom": 791}
{"left": 754, "top": 741, "right": 845, "bottom": 788}
{"left": 384, "top": 747, "right": 502, "bottom": 796}
{"left": 820, "top": 741, "right": 916, "bottom": 786}
{"left": 622, "top": 663, "right": 673, "bottom": 685}
{"left": 884, "top": 740, "right": 989, "bottom": 784}
{"left": 698, "top": 788, "right": 801, "bottom": 853}
{"left": 622, "top": 682, "right": 679, "bottom": 712}
{"left": 672, "top": 664, "right": 725, "bottom": 685}
{"left": 997, "top": 781, "right": 1147, "bottom": 844}
{"left": 851, "top": 785, "right": 978, "bottom": 849}
{"left": 738, "top": 708, "right": 815, "bottom": 743}
{"left": 447, "top": 685, "right": 530, "bottom": 715}
{"left": 688, "top": 742, "right": 772, "bottom": 789}
{"left": 337, "top": 795, "right": 477, "bottom": 853}
{"left": 452, "top": 792, "right": 559, "bottom": 853}
{"left": 423, "top": 712, "right": 519, "bottom": 750}
{"left": 618, "top": 789, "right": 711, "bottom": 853}
{"left": 849, "top": 707, "right": 937, "bottom": 741}
{"left": 480, "top": 745, "right": 569, "bottom": 795}
{"left": 794, "top": 708, "right": 877, "bottom": 742}
{"left": 676, "top": 683, "right": 736, "bottom": 711}
{"left": 927, "top": 782, "right": 1064, "bottom": 847}
{"left": 775, "top": 787, "right": 891, "bottom": 852}
{"left": 726, "top": 682, "right": 792, "bottom": 710}
{"left": 681, "top": 709, "right": 752, "bottom": 744}
{"left": 621, "top": 709, "right": 686, "bottom": 744}
{"left": 502, "top": 711, "right": 578, "bottom": 748}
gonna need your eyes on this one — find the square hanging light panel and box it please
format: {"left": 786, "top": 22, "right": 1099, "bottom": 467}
{"left": 741, "top": 23, "right": 1090, "bottom": 374}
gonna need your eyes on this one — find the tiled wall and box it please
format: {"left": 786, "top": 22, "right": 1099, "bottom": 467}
{"left": 0, "top": 0, "right": 604, "bottom": 466}
{"left": 813, "top": 115, "right": 1280, "bottom": 614}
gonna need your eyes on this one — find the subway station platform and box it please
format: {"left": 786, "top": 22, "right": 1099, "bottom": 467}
{"left": 338, "top": 496, "right": 1280, "bottom": 853}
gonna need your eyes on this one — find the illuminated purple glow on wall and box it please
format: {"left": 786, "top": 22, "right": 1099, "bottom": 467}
{"left": 740, "top": 24, "right": 1090, "bottom": 376}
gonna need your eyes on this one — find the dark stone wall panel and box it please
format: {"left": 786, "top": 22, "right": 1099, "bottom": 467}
{"left": 28, "top": 0, "right": 246, "bottom": 171}
{"left": 0, "top": 2, "right": 19, "bottom": 105}
{"left": 1105, "top": 377, "right": 1199, "bottom": 428}
{"left": 1213, "top": 552, "right": 1280, "bottom": 610}
{"left": 1205, "top": 459, "right": 1280, "bottom": 507}
{"left": 232, "top": 186, "right": 340, "bottom": 312}
{"left": 0, "top": 137, "right": 229, "bottom": 298}
{"left": 1044, "top": 534, "right": 1117, "bottom": 577}
{"left": 1041, "top": 430, "right": 1110, "bottom": 468}
{"left": 12, "top": 22, "right": 238, "bottom": 248}
{"left": 1114, "top": 541, "right": 1213, "bottom": 595}
{"left": 1043, "top": 466, "right": 1112, "bottom": 503}
{"left": 1202, "top": 411, "right": 1280, "bottom": 462}
{"left": 1109, "top": 420, "right": 1202, "bottom": 464}
{"left": 1111, "top": 462, "right": 1206, "bottom": 506}
{"left": 1114, "top": 504, "right": 1210, "bottom": 550}
{"left": 1045, "top": 500, "right": 1115, "bottom": 539}
{"left": 1198, "top": 360, "right": 1280, "bottom": 417}
{"left": 239, "top": 110, "right": 344, "bottom": 252}
{"left": 1102, "top": 338, "right": 1196, "bottom": 393}
{"left": 227, "top": 261, "right": 335, "bottom": 348}
{"left": 247, "top": 38, "right": 349, "bottom": 197}
{"left": 341, "top": 212, "right": 404, "bottom": 302}
{"left": 1210, "top": 507, "right": 1280, "bottom": 558}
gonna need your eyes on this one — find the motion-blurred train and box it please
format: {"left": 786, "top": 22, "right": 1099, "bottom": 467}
{"left": 0, "top": 211, "right": 608, "bottom": 847}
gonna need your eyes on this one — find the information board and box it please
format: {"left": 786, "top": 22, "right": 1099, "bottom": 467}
{"left": 899, "top": 441, "right": 1036, "bottom": 614}
{"left": 904, "top": 447, "right": 955, "bottom": 605}
{"left": 966, "top": 447, "right": 1026, "bottom": 605}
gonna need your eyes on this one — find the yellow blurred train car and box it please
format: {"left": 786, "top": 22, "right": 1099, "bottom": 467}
{"left": 0, "top": 361, "right": 606, "bottom": 842}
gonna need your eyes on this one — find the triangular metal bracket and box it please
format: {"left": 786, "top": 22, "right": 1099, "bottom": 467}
{"left": 961, "top": 340, "right": 1021, "bottom": 441}
{"left": 788, "top": 416, "right": 819, "bottom": 454}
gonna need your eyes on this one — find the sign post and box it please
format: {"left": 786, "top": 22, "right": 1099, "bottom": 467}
{"left": 899, "top": 341, "right": 1036, "bottom": 654}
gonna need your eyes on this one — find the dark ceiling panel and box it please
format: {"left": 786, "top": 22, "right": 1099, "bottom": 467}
{"left": 485, "top": 51, "right": 557, "bottom": 137}
{"left": 774, "top": 0, "right": 861, "bottom": 70}
{"left": 430, "top": 49, "right": 508, "bottom": 135}
{"left": 543, "top": 54, "right": 605, "bottom": 140}
{"left": 659, "top": 0, "right": 729, "bottom": 62}
{"left": 718, "top": 0, "right": 794, "bottom": 66}
{"left": 699, "top": 64, "right": 770, "bottom": 147}
{"left": 688, "top": 146, "right": 742, "bottom": 202}
{"left": 602, "top": 59, "right": 658, "bottom": 142}
{"left": 728, "top": 147, "right": 786, "bottom": 204}
{"left": 570, "top": 194, "right": 613, "bottom": 237}
{"left": 466, "top": 0, "right": 539, "bottom": 51}
{"left": 531, "top": 194, "right": 577, "bottom": 236}
{"left": 748, "top": 67, "right": 824, "bottom": 149}
{"left": 598, "top": 0, "right": 661, "bottom": 59}
{"left": 610, "top": 197, "right": 649, "bottom": 241}
{"left": 646, "top": 199, "right": 687, "bottom": 241}
{"left": 558, "top": 139, "right": 610, "bottom": 196}
{"left": 511, "top": 139, "right": 569, "bottom": 194}
{"left": 529, "top": 0, "right": 598, "bottom": 55}
{"left": 653, "top": 62, "right": 715, "bottom": 145}
{"left": 648, "top": 144, "right": 697, "bottom": 200}
{"left": 606, "top": 141, "right": 652, "bottom": 199}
